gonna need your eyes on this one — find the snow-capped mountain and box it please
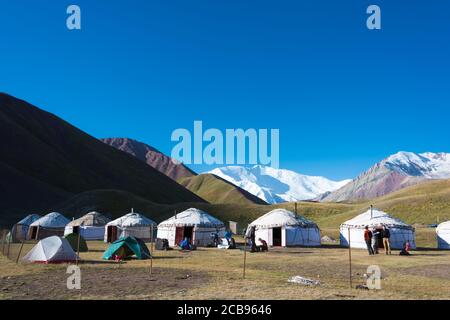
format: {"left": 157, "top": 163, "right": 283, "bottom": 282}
{"left": 208, "top": 165, "right": 351, "bottom": 204}
{"left": 319, "top": 151, "right": 450, "bottom": 202}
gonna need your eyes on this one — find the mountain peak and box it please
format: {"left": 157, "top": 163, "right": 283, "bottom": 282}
{"left": 102, "top": 137, "right": 196, "bottom": 181}
{"left": 320, "top": 151, "right": 450, "bottom": 202}
{"left": 209, "top": 165, "right": 350, "bottom": 204}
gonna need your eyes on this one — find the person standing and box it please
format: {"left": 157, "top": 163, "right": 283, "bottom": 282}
{"left": 372, "top": 227, "right": 380, "bottom": 254}
{"left": 364, "top": 226, "right": 374, "bottom": 255}
{"left": 382, "top": 224, "right": 391, "bottom": 255}
{"left": 245, "top": 226, "right": 257, "bottom": 252}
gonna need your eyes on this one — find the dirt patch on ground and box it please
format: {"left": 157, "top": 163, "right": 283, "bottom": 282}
{"left": 394, "top": 264, "right": 450, "bottom": 280}
{"left": 0, "top": 266, "right": 209, "bottom": 300}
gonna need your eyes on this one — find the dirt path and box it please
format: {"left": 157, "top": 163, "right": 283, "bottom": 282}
{"left": 0, "top": 266, "right": 209, "bottom": 300}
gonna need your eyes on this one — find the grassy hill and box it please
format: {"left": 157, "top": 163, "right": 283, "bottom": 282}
{"left": 178, "top": 174, "right": 268, "bottom": 206}
{"left": 0, "top": 93, "right": 205, "bottom": 225}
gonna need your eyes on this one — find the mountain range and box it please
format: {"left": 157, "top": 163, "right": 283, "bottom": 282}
{"left": 2, "top": 93, "right": 450, "bottom": 227}
{"left": 209, "top": 165, "right": 351, "bottom": 204}
{"left": 318, "top": 151, "right": 450, "bottom": 202}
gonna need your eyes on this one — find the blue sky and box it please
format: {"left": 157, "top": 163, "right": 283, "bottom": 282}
{"left": 1, "top": 1, "right": 449, "bottom": 180}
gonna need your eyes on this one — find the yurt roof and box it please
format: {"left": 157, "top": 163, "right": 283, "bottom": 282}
{"left": 158, "top": 208, "right": 225, "bottom": 228}
{"left": 249, "top": 209, "right": 317, "bottom": 228}
{"left": 67, "top": 211, "right": 111, "bottom": 227}
{"left": 30, "top": 212, "right": 70, "bottom": 228}
{"left": 437, "top": 221, "right": 450, "bottom": 232}
{"left": 341, "top": 208, "right": 412, "bottom": 229}
{"left": 107, "top": 212, "right": 156, "bottom": 227}
{"left": 16, "top": 214, "right": 41, "bottom": 226}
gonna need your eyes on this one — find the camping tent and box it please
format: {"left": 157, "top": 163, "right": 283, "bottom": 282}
{"left": 103, "top": 236, "right": 151, "bottom": 260}
{"left": 64, "top": 233, "right": 89, "bottom": 252}
{"left": 104, "top": 211, "right": 156, "bottom": 243}
{"left": 340, "top": 208, "right": 416, "bottom": 250}
{"left": 10, "top": 214, "right": 41, "bottom": 242}
{"left": 22, "top": 236, "right": 78, "bottom": 264}
{"left": 247, "top": 209, "right": 321, "bottom": 247}
{"left": 64, "top": 211, "right": 111, "bottom": 240}
{"left": 28, "top": 212, "right": 71, "bottom": 240}
{"left": 157, "top": 208, "right": 226, "bottom": 247}
{"left": 436, "top": 221, "right": 450, "bottom": 249}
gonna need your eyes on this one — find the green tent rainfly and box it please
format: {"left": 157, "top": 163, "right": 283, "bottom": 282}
{"left": 64, "top": 233, "right": 89, "bottom": 252}
{"left": 103, "top": 236, "right": 151, "bottom": 260}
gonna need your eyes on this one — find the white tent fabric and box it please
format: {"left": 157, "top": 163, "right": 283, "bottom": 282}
{"left": 157, "top": 208, "right": 226, "bottom": 247}
{"left": 104, "top": 212, "right": 156, "bottom": 242}
{"left": 340, "top": 208, "right": 416, "bottom": 250}
{"left": 28, "top": 212, "right": 71, "bottom": 240}
{"left": 22, "top": 236, "right": 78, "bottom": 264}
{"left": 11, "top": 214, "right": 41, "bottom": 242}
{"left": 436, "top": 221, "right": 450, "bottom": 249}
{"left": 30, "top": 212, "right": 70, "bottom": 228}
{"left": 64, "top": 211, "right": 111, "bottom": 240}
{"left": 247, "top": 209, "right": 321, "bottom": 247}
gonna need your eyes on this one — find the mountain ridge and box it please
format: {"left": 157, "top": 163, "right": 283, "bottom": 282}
{"left": 0, "top": 93, "right": 205, "bottom": 224}
{"left": 101, "top": 137, "right": 196, "bottom": 181}
{"left": 319, "top": 151, "right": 450, "bottom": 202}
{"left": 209, "top": 165, "right": 351, "bottom": 204}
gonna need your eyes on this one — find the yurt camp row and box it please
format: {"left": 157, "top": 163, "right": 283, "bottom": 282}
{"left": 8, "top": 207, "right": 450, "bottom": 249}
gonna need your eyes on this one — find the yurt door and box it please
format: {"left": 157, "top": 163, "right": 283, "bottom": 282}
{"left": 30, "top": 226, "right": 38, "bottom": 240}
{"left": 107, "top": 226, "right": 118, "bottom": 243}
{"left": 272, "top": 227, "right": 282, "bottom": 246}
{"left": 175, "top": 227, "right": 184, "bottom": 245}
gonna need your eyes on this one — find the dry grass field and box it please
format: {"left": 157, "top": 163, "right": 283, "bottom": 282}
{"left": 0, "top": 228, "right": 449, "bottom": 300}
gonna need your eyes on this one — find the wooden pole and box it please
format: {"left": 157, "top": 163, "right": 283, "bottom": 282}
{"left": 348, "top": 228, "right": 352, "bottom": 289}
{"left": 6, "top": 238, "right": 11, "bottom": 259}
{"left": 1, "top": 230, "right": 6, "bottom": 255}
{"left": 150, "top": 225, "right": 153, "bottom": 275}
{"left": 76, "top": 231, "right": 81, "bottom": 266}
{"left": 16, "top": 240, "right": 25, "bottom": 264}
{"left": 243, "top": 239, "right": 247, "bottom": 279}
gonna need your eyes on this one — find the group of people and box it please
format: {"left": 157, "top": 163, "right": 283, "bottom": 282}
{"left": 363, "top": 224, "right": 411, "bottom": 256}
{"left": 211, "top": 231, "right": 236, "bottom": 249}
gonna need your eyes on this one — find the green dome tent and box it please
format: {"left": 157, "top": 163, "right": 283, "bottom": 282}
{"left": 103, "top": 236, "right": 151, "bottom": 260}
{"left": 64, "top": 233, "right": 88, "bottom": 252}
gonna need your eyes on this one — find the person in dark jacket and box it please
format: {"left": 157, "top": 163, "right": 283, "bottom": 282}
{"left": 372, "top": 227, "right": 380, "bottom": 254}
{"left": 245, "top": 226, "right": 257, "bottom": 252}
{"left": 382, "top": 224, "right": 391, "bottom": 255}
{"left": 257, "top": 238, "right": 268, "bottom": 252}
{"left": 399, "top": 241, "right": 411, "bottom": 256}
{"left": 364, "top": 226, "right": 374, "bottom": 255}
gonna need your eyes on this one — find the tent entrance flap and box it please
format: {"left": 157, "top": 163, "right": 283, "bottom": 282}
{"left": 107, "top": 226, "right": 118, "bottom": 243}
{"left": 175, "top": 226, "right": 194, "bottom": 245}
{"left": 272, "top": 227, "right": 282, "bottom": 246}
{"left": 30, "top": 226, "right": 38, "bottom": 240}
{"left": 175, "top": 227, "right": 184, "bottom": 245}
{"left": 184, "top": 226, "right": 194, "bottom": 241}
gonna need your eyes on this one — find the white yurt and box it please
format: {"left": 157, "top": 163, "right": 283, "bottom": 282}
{"left": 64, "top": 211, "right": 111, "bottom": 240}
{"left": 436, "top": 221, "right": 450, "bottom": 249}
{"left": 104, "top": 210, "right": 156, "bottom": 243}
{"left": 28, "top": 212, "right": 71, "bottom": 240}
{"left": 22, "top": 236, "right": 78, "bottom": 264}
{"left": 247, "top": 209, "right": 321, "bottom": 247}
{"left": 157, "top": 208, "right": 226, "bottom": 247}
{"left": 340, "top": 208, "right": 416, "bottom": 250}
{"left": 10, "top": 214, "right": 41, "bottom": 242}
